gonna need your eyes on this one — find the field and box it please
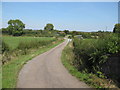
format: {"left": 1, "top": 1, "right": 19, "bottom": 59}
{"left": 2, "top": 36, "right": 58, "bottom": 63}
{"left": 2, "top": 36, "right": 64, "bottom": 88}
{"left": 3, "top": 36, "right": 56, "bottom": 50}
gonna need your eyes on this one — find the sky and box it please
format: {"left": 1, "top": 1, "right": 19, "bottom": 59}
{"left": 2, "top": 2, "right": 118, "bottom": 32}
{"left": 1, "top": 0, "right": 120, "bottom": 2}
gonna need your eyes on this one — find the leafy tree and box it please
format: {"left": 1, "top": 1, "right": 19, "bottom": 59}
{"left": 64, "top": 30, "right": 69, "bottom": 35}
{"left": 7, "top": 19, "right": 25, "bottom": 36}
{"left": 113, "top": 23, "right": 120, "bottom": 33}
{"left": 71, "top": 31, "right": 77, "bottom": 37}
{"left": 44, "top": 23, "right": 54, "bottom": 30}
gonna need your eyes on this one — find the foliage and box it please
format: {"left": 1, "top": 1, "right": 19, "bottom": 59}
{"left": 72, "top": 33, "right": 120, "bottom": 87}
{"left": 2, "top": 36, "right": 58, "bottom": 64}
{"left": 61, "top": 42, "right": 117, "bottom": 88}
{"left": 7, "top": 19, "right": 25, "bottom": 36}
{"left": 73, "top": 33, "right": 120, "bottom": 73}
{"left": 44, "top": 23, "right": 54, "bottom": 30}
{"left": 2, "top": 28, "right": 9, "bottom": 34}
{"left": 68, "top": 31, "right": 109, "bottom": 39}
{"left": 113, "top": 23, "right": 120, "bottom": 33}
{"left": 3, "top": 39, "right": 64, "bottom": 88}
{"left": 64, "top": 30, "right": 69, "bottom": 35}
{"left": 2, "top": 41, "right": 9, "bottom": 54}
{"left": 2, "top": 21, "right": 66, "bottom": 37}
{"left": 17, "top": 38, "right": 56, "bottom": 51}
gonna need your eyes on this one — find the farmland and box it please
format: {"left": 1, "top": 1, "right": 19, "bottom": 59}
{"left": 3, "top": 36, "right": 56, "bottom": 50}
{"left": 2, "top": 36, "right": 64, "bottom": 88}
{"left": 2, "top": 36, "right": 58, "bottom": 63}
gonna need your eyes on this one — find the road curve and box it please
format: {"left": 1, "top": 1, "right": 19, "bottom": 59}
{"left": 17, "top": 40, "right": 89, "bottom": 88}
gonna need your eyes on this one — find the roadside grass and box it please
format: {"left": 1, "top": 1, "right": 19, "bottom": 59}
{"left": 2, "top": 39, "right": 64, "bottom": 88}
{"left": 61, "top": 42, "right": 118, "bottom": 89}
{"left": 2, "top": 36, "right": 57, "bottom": 64}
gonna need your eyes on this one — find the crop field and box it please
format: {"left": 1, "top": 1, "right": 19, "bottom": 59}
{"left": 3, "top": 36, "right": 56, "bottom": 50}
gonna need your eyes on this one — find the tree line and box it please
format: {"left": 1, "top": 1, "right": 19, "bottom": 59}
{"left": 2, "top": 19, "right": 57, "bottom": 36}
{"left": 1, "top": 19, "right": 120, "bottom": 36}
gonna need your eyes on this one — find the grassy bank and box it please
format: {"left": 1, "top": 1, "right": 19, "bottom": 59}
{"left": 2, "top": 37, "right": 64, "bottom": 88}
{"left": 2, "top": 37, "right": 57, "bottom": 64}
{"left": 61, "top": 42, "right": 118, "bottom": 88}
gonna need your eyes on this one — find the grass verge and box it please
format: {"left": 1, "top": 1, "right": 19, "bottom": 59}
{"left": 61, "top": 42, "right": 118, "bottom": 89}
{"left": 3, "top": 39, "right": 64, "bottom": 88}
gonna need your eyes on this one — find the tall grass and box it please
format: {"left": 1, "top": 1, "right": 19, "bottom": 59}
{"left": 2, "top": 37, "right": 57, "bottom": 64}
{"left": 3, "top": 37, "right": 55, "bottom": 50}
{"left": 61, "top": 42, "right": 118, "bottom": 88}
{"left": 73, "top": 33, "right": 120, "bottom": 73}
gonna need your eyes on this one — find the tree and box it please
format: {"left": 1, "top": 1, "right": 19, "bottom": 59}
{"left": 44, "top": 23, "right": 54, "bottom": 30}
{"left": 64, "top": 30, "right": 69, "bottom": 35}
{"left": 71, "top": 31, "right": 77, "bottom": 37}
{"left": 7, "top": 19, "right": 25, "bottom": 36}
{"left": 2, "top": 28, "right": 9, "bottom": 34}
{"left": 113, "top": 23, "right": 120, "bottom": 33}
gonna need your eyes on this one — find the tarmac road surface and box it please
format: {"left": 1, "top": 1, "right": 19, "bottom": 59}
{"left": 17, "top": 40, "right": 90, "bottom": 88}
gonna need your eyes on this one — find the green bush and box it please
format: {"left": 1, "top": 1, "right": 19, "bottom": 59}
{"left": 2, "top": 41, "right": 10, "bottom": 54}
{"left": 73, "top": 33, "right": 120, "bottom": 73}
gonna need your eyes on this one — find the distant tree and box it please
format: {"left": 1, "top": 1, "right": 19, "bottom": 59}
{"left": 71, "top": 31, "right": 77, "bottom": 37}
{"left": 97, "top": 30, "right": 104, "bottom": 33}
{"left": 7, "top": 19, "right": 25, "bottom": 36}
{"left": 2, "top": 28, "right": 9, "bottom": 34}
{"left": 44, "top": 23, "right": 54, "bottom": 30}
{"left": 113, "top": 23, "right": 120, "bottom": 33}
{"left": 64, "top": 30, "right": 69, "bottom": 35}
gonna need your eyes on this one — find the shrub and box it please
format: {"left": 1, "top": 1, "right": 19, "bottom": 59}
{"left": 2, "top": 41, "right": 9, "bottom": 54}
{"left": 73, "top": 33, "right": 120, "bottom": 73}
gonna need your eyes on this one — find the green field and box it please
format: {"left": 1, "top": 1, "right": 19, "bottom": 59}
{"left": 3, "top": 36, "right": 56, "bottom": 50}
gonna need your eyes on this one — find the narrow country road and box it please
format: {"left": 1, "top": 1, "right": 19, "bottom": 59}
{"left": 17, "top": 40, "right": 89, "bottom": 88}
